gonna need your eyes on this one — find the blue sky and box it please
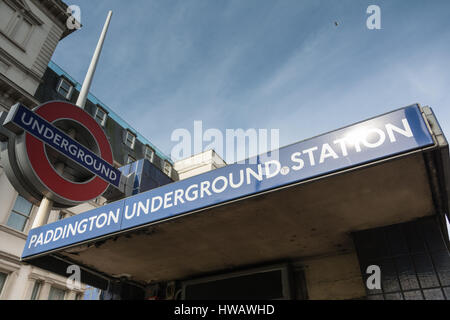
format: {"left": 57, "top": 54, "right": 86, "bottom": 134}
{"left": 53, "top": 0, "right": 450, "bottom": 160}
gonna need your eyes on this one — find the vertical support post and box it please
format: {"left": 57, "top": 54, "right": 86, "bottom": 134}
{"left": 76, "top": 10, "right": 113, "bottom": 109}
{"left": 32, "top": 11, "right": 113, "bottom": 229}
{"left": 31, "top": 197, "right": 53, "bottom": 230}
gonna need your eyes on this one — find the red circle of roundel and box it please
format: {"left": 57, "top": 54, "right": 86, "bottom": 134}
{"left": 25, "top": 101, "right": 113, "bottom": 203}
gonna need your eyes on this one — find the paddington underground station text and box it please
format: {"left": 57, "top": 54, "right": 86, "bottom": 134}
{"left": 22, "top": 106, "right": 435, "bottom": 258}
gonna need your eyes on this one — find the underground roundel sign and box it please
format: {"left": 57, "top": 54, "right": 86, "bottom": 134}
{"left": 0, "top": 101, "right": 122, "bottom": 208}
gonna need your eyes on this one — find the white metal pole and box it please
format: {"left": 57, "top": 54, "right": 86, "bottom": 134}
{"left": 31, "top": 197, "right": 53, "bottom": 229}
{"left": 76, "top": 10, "right": 113, "bottom": 109}
{"left": 31, "top": 162, "right": 64, "bottom": 229}
{"left": 32, "top": 11, "right": 113, "bottom": 229}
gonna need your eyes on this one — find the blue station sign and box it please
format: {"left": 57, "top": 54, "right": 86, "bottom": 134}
{"left": 21, "top": 105, "right": 435, "bottom": 259}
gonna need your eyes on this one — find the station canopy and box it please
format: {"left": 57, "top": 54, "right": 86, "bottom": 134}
{"left": 21, "top": 105, "right": 450, "bottom": 290}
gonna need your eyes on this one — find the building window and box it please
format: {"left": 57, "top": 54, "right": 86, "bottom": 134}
{"left": 48, "top": 286, "right": 66, "bottom": 300}
{"left": 56, "top": 77, "right": 73, "bottom": 100}
{"left": 6, "top": 195, "right": 33, "bottom": 232}
{"left": 30, "top": 281, "right": 42, "bottom": 300}
{"left": 0, "top": 1, "right": 34, "bottom": 48}
{"left": 163, "top": 161, "right": 172, "bottom": 176}
{"left": 83, "top": 286, "right": 101, "bottom": 300}
{"left": 145, "top": 146, "right": 155, "bottom": 163}
{"left": 125, "top": 131, "right": 136, "bottom": 149}
{"left": 11, "top": 17, "right": 32, "bottom": 45}
{"left": 127, "top": 155, "right": 136, "bottom": 164}
{"left": 95, "top": 106, "right": 108, "bottom": 126}
{"left": 0, "top": 1, "right": 15, "bottom": 32}
{"left": 0, "top": 272, "right": 7, "bottom": 296}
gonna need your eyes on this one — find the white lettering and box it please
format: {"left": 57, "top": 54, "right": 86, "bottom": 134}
{"left": 200, "top": 181, "right": 211, "bottom": 198}
{"left": 78, "top": 219, "right": 88, "bottom": 234}
{"left": 386, "top": 119, "right": 413, "bottom": 142}
{"left": 302, "top": 146, "right": 318, "bottom": 166}
{"left": 151, "top": 196, "right": 163, "bottom": 212}
{"left": 319, "top": 143, "right": 339, "bottom": 163}
{"left": 185, "top": 184, "right": 198, "bottom": 201}
{"left": 246, "top": 165, "right": 263, "bottom": 184}
{"left": 124, "top": 203, "right": 136, "bottom": 219}
{"left": 28, "top": 234, "right": 37, "bottom": 248}
{"left": 333, "top": 138, "right": 349, "bottom": 157}
{"left": 137, "top": 199, "right": 150, "bottom": 216}
{"left": 174, "top": 189, "right": 185, "bottom": 206}
{"left": 212, "top": 176, "right": 228, "bottom": 193}
{"left": 229, "top": 171, "right": 244, "bottom": 188}
{"left": 291, "top": 152, "right": 304, "bottom": 170}
{"left": 108, "top": 209, "right": 120, "bottom": 225}
{"left": 44, "top": 230, "right": 54, "bottom": 244}
{"left": 362, "top": 128, "right": 385, "bottom": 148}
{"left": 264, "top": 160, "right": 281, "bottom": 178}
{"left": 53, "top": 227, "right": 63, "bottom": 241}
{"left": 163, "top": 192, "right": 173, "bottom": 209}
{"left": 95, "top": 213, "right": 107, "bottom": 229}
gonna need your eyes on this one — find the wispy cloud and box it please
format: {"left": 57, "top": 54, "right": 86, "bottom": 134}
{"left": 53, "top": 0, "right": 450, "bottom": 158}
